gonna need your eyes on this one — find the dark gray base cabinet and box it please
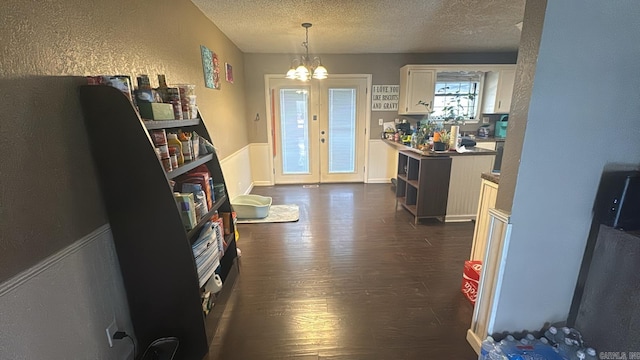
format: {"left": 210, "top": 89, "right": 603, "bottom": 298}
{"left": 396, "top": 150, "right": 452, "bottom": 223}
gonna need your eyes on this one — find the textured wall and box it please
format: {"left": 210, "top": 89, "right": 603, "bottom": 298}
{"left": 0, "top": 0, "right": 247, "bottom": 282}
{"left": 0, "top": 227, "right": 134, "bottom": 360}
{"left": 243, "top": 52, "right": 517, "bottom": 143}
{"left": 492, "top": 0, "right": 640, "bottom": 332}
{"left": 495, "top": 0, "right": 546, "bottom": 212}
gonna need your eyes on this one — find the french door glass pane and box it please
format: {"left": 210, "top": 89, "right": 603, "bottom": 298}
{"left": 280, "top": 89, "right": 309, "bottom": 174}
{"left": 328, "top": 88, "right": 356, "bottom": 173}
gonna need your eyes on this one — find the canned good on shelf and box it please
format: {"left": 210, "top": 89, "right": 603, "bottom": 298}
{"left": 151, "top": 129, "right": 168, "bottom": 146}
{"left": 170, "top": 154, "right": 178, "bottom": 169}
{"left": 157, "top": 144, "right": 169, "bottom": 159}
{"left": 174, "top": 84, "right": 196, "bottom": 97}
{"left": 161, "top": 157, "right": 172, "bottom": 172}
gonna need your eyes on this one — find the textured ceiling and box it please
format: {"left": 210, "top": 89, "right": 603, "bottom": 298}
{"left": 191, "top": 0, "right": 526, "bottom": 54}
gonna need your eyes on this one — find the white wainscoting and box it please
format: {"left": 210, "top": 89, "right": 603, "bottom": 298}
{"left": 242, "top": 141, "right": 397, "bottom": 186}
{"left": 249, "top": 143, "right": 274, "bottom": 186}
{"left": 468, "top": 208, "right": 512, "bottom": 354}
{"left": 0, "top": 225, "right": 134, "bottom": 360}
{"left": 220, "top": 145, "right": 254, "bottom": 198}
{"left": 446, "top": 155, "right": 495, "bottom": 222}
{"left": 366, "top": 139, "right": 397, "bottom": 183}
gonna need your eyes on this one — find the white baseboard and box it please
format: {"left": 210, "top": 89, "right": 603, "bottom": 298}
{"left": 252, "top": 181, "right": 273, "bottom": 186}
{"left": 466, "top": 329, "right": 482, "bottom": 355}
{"left": 367, "top": 178, "right": 392, "bottom": 184}
{"left": 445, "top": 214, "right": 477, "bottom": 222}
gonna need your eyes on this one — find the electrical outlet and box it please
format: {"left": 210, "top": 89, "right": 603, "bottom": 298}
{"left": 378, "top": 118, "right": 383, "bottom": 126}
{"left": 106, "top": 319, "right": 117, "bottom": 348}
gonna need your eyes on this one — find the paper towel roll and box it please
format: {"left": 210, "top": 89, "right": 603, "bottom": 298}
{"left": 449, "top": 125, "right": 459, "bottom": 149}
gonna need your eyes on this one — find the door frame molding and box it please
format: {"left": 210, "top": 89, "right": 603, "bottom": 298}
{"left": 264, "top": 74, "right": 372, "bottom": 184}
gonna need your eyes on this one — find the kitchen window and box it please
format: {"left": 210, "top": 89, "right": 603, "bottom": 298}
{"left": 432, "top": 71, "right": 483, "bottom": 121}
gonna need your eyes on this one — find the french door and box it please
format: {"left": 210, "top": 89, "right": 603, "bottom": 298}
{"left": 270, "top": 75, "right": 369, "bottom": 184}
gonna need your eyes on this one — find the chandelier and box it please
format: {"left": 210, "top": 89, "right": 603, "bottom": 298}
{"left": 285, "top": 23, "right": 328, "bottom": 81}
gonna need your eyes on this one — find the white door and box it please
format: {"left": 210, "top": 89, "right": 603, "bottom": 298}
{"left": 318, "top": 77, "right": 367, "bottom": 182}
{"left": 270, "top": 76, "right": 368, "bottom": 184}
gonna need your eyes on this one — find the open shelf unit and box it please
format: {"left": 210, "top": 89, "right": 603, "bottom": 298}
{"left": 167, "top": 153, "right": 214, "bottom": 179}
{"left": 395, "top": 150, "right": 452, "bottom": 223}
{"left": 143, "top": 118, "right": 200, "bottom": 129}
{"left": 79, "top": 85, "right": 238, "bottom": 360}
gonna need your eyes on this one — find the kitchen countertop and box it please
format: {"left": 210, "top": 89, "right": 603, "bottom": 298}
{"left": 481, "top": 172, "right": 500, "bottom": 184}
{"left": 383, "top": 139, "right": 497, "bottom": 157}
{"left": 471, "top": 136, "right": 506, "bottom": 142}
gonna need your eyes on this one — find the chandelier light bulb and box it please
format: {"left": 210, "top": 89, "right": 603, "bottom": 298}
{"left": 312, "top": 64, "right": 328, "bottom": 79}
{"left": 286, "top": 67, "right": 297, "bottom": 79}
{"left": 295, "top": 64, "right": 309, "bottom": 75}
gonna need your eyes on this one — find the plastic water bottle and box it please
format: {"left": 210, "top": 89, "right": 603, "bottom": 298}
{"left": 489, "top": 344, "right": 507, "bottom": 360}
{"left": 480, "top": 336, "right": 507, "bottom": 360}
{"left": 574, "top": 349, "right": 586, "bottom": 360}
{"left": 544, "top": 326, "right": 559, "bottom": 344}
{"left": 519, "top": 337, "right": 531, "bottom": 346}
{"left": 560, "top": 327, "right": 570, "bottom": 338}
{"left": 584, "top": 348, "right": 598, "bottom": 360}
{"left": 410, "top": 128, "right": 418, "bottom": 148}
{"left": 499, "top": 335, "right": 517, "bottom": 356}
{"left": 555, "top": 326, "right": 570, "bottom": 346}
{"left": 558, "top": 337, "right": 578, "bottom": 359}
{"left": 525, "top": 333, "right": 541, "bottom": 345}
{"left": 480, "top": 336, "right": 497, "bottom": 360}
{"left": 559, "top": 326, "right": 584, "bottom": 348}
{"left": 568, "top": 328, "right": 584, "bottom": 347}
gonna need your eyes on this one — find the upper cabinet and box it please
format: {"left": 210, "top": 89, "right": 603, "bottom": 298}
{"left": 398, "top": 64, "right": 517, "bottom": 119}
{"left": 398, "top": 66, "right": 436, "bottom": 115}
{"left": 481, "top": 68, "right": 516, "bottom": 114}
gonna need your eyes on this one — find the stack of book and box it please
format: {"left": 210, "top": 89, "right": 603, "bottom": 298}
{"left": 192, "top": 220, "right": 224, "bottom": 287}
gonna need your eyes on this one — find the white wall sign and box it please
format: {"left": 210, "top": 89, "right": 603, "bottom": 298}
{"left": 371, "top": 85, "right": 399, "bottom": 111}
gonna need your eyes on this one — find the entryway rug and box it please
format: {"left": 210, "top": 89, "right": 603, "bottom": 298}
{"left": 236, "top": 204, "right": 299, "bottom": 224}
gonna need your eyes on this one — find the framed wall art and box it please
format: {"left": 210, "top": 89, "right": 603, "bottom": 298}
{"left": 200, "top": 45, "right": 220, "bottom": 89}
{"left": 225, "top": 63, "right": 233, "bottom": 84}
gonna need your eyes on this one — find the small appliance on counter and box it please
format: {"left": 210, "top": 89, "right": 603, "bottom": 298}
{"left": 460, "top": 137, "right": 477, "bottom": 147}
{"left": 495, "top": 114, "right": 508, "bottom": 138}
{"left": 477, "top": 124, "right": 491, "bottom": 138}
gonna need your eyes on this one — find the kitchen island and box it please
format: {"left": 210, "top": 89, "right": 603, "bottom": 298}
{"left": 384, "top": 139, "right": 496, "bottom": 222}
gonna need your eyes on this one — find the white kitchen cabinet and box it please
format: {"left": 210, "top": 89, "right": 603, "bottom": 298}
{"left": 398, "top": 66, "right": 436, "bottom": 115}
{"left": 469, "top": 178, "right": 499, "bottom": 261}
{"left": 474, "top": 141, "right": 496, "bottom": 151}
{"left": 482, "top": 68, "right": 516, "bottom": 114}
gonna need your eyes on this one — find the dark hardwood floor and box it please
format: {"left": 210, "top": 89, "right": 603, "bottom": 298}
{"left": 207, "top": 183, "right": 478, "bottom": 360}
